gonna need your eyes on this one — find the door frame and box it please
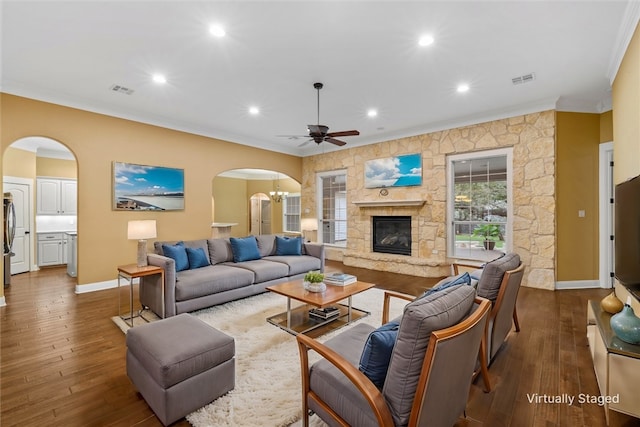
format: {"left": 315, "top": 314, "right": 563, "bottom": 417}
{"left": 3, "top": 176, "right": 35, "bottom": 272}
{"left": 599, "top": 142, "right": 614, "bottom": 288}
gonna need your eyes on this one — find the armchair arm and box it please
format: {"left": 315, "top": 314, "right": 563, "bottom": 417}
{"left": 296, "top": 334, "right": 394, "bottom": 427}
{"left": 452, "top": 261, "right": 483, "bottom": 275}
{"left": 382, "top": 290, "right": 414, "bottom": 324}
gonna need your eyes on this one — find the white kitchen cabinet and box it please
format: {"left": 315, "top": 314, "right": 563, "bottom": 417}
{"left": 37, "top": 232, "right": 65, "bottom": 266}
{"left": 37, "top": 178, "right": 77, "bottom": 215}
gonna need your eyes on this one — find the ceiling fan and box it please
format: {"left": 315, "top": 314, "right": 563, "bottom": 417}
{"left": 280, "top": 82, "right": 360, "bottom": 147}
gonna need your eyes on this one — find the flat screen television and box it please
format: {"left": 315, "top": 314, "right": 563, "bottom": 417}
{"left": 614, "top": 174, "right": 640, "bottom": 286}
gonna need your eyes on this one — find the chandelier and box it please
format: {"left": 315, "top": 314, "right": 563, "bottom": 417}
{"left": 270, "top": 174, "right": 288, "bottom": 203}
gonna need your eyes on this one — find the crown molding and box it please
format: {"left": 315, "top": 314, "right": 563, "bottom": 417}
{"left": 607, "top": 0, "right": 640, "bottom": 85}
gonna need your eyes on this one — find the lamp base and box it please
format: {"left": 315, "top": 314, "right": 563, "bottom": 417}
{"left": 137, "top": 240, "right": 148, "bottom": 267}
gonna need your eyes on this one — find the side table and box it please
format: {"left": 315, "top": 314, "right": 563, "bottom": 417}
{"left": 117, "top": 264, "right": 164, "bottom": 327}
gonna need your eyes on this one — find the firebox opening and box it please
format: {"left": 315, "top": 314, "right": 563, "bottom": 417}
{"left": 372, "top": 216, "right": 411, "bottom": 256}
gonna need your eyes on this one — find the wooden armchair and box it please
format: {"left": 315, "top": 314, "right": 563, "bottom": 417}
{"left": 454, "top": 253, "right": 525, "bottom": 388}
{"left": 296, "top": 285, "right": 491, "bottom": 427}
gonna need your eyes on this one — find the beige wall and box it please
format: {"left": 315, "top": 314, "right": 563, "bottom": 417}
{"left": 4, "top": 147, "right": 37, "bottom": 179}
{"left": 36, "top": 157, "right": 77, "bottom": 179}
{"left": 555, "top": 112, "right": 607, "bottom": 281}
{"left": 1, "top": 94, "right": 302, "bottom": 288}
{"left": 613, "top": 22, "right": 640, "bottom": 183}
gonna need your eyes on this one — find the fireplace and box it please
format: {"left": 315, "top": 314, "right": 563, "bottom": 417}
{"left": 372, "top": 216, "right": 411, "bottom": 256}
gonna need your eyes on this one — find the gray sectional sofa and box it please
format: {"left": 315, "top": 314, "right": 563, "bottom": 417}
{"left": 139, "top": 234, "right": 324, "bottom": 318}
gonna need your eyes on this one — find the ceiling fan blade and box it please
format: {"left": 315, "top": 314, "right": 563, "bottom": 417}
{"left": 327, "top": 130, "right": 359, "bottom": 137}
{"left": 298, "top": 139, "right": 313, "bottom": 147}
{"left": 276, "top": 134, "right": 308, "bottom": 139}
{"left": 325, "top": 137, "right": 347, "bottom": 146}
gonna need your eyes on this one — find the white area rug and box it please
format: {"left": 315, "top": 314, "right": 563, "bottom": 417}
{"left": 113, "top": 287, "right": 408, "bottom": 426}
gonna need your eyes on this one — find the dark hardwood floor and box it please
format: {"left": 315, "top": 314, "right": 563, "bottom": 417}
{"left": 1, "top": 262, "right": 639, "bottom": 426}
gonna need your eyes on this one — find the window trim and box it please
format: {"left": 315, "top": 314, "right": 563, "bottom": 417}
{"left": 316, "top": 169, "right": 348, "bottom": 248}
{"left": 446, "top": 147, "right": 513, "bottom": 260}
{"left": 282, "top": 192, "right": 301, "bottom": 233}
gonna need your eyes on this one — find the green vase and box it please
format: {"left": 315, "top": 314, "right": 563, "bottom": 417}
{"left": 610, "top": 303, "right": 640, "bottom": 345}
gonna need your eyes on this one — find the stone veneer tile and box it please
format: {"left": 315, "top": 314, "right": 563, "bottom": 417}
{"left": 302, "top": 110, "right": 556, "bottom": 290}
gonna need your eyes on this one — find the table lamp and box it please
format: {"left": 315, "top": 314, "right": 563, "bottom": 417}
{"left": 301, "top": 218, "right": 318, "bottom": 242}
{"left": 128, "top": 220, "right": 157, "bottom": 267}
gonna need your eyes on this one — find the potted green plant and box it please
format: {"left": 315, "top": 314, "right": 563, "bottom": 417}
{"left": 304, "top": 271, "right": 326, "bottom": 292}
{"left": 472, "top": 224, "right": 501, "bottom": 250}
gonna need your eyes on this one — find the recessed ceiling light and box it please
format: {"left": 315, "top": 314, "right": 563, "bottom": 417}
{"left": 152, "top": 74, "right": 167, "bottom": 84}
{"left": 418, "top": 34, "right": 434, "bottom": 47}
{"left": 457, "top": 83, "right": 470, "bottom": 93}
{"left": 209, "top": 24, "right": 226, "bottom": 38}
{"left": 249, "top": 106, "right": 259, "bottom": 115}
{"left": 367, "top": 109, "right": 378, "bottom": 118}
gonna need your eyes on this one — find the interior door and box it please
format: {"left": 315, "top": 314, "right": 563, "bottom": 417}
{"left": 3, "top": 181, "right": 31, "bottom": 274}
{"left": 260, "top": 199, "right": 271, "bottom": 234}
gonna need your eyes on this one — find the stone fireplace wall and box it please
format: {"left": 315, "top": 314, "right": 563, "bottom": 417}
{"left": 301, "top": 110, "right": 556, "bottom": 290}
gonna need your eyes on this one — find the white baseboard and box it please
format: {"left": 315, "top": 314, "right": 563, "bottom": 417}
{"left": 74, "top": 277, "right": 140, "bottom": 294}
{"left": 0, "top": 296, "right": 5, "bottom": 307}
{"left": 555, "top": 280, "right": 602, "bottom": 290}
{"left": 75, "top": 279, "right": 118, "bottom": 294}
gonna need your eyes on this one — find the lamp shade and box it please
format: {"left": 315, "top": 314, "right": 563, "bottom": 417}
{"left": 127, "top": 220, "right": 157, "bottom": 240}
{"left": 301, "top": 218, "right": 318, "bottom": 231}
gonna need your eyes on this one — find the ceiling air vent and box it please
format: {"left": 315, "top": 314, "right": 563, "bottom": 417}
{"left": 109, "top": 84, "right": 135, "bottom": 95}
{"left": 511, "top": 73, "right": 535, "bottom": 85}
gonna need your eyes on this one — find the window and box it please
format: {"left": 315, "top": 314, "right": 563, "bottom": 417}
{"left": 316, "top": 170, "right": 347, "bottom": 247}
{"left": 447, "top": 148, "right": 512, "bottom": 261}
{"left": 283, "top": 193, "right": 300, "bottom": 233}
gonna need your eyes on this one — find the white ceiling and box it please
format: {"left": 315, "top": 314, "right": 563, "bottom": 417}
{"left": 1, "top": 1, "right": 637, "bottom": 158}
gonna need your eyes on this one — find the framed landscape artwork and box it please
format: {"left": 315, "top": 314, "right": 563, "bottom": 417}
{"left": 113, "top": 161, "right": 185, "bottom": 211}
{"left": 364, "top": 153, "right": 422, "bottom": 189}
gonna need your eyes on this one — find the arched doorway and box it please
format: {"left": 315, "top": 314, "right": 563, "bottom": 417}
{"left": 212, "top": 169, "right": 300, "bottom": 237}
{"left": 3, "top": 137, "right": 78, "bottom": 283}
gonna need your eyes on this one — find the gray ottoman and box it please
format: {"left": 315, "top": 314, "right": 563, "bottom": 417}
{"left": 126, "top": 313, "right": 235, "bottom": 426}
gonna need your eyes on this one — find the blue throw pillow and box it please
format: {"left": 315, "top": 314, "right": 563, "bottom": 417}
{"left": 359, "top": 320, "right": 400, "bottom": 389}
{"left": 186, "top": 247, "right": 209, "bottom": 269}
{"left": 229, "top": 236, "right": 261, "bottom": 262}
{"left": 162, "top": 242, "right": 189, "bottom": 272}
{"left": 275, "top": 236, "right": 302, "bottom": 256}
{"left": 421, "top": 272, "right": 472, "bottom": 298}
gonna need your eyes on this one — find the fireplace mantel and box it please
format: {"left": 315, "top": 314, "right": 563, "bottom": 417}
{"left": 352, "top": 200, "right": 425, "bottom": 208}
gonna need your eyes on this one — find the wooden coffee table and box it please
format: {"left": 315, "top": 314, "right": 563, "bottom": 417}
{"left": 266, "top": 280, "right": 376, "bottom": 335}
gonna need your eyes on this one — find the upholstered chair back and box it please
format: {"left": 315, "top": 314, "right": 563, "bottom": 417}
{"left": 382, "top": 284, "right": 478, "bottom": 426}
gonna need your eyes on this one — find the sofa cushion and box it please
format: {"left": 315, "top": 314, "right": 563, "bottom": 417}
{"left": 162, "top": 242, "right": 189, "bottom": 272}
{"left": 359, "top": 320, "right": 400, "bottom": 389}
{"left": 275, "top": 236, "right": 302, "bottom": 256}
{"left": 383, "top": 284, "right": 476, "bottom": 426}
{"left": 263, "top": 255, "right": 322, "bottom": 276}
{"left": 230, "top": 236, "right": 261, "bottom": 262}
{"left": 186, "top": 247, "right": 209, "bottom": 269}
{"left": 223, "top": 259, "right": 289, "bottom": 283}
{"left": 175, "top": 265, "right": 255, "bottom": 301}
{"left": 476, "top": 252, "right": 520, "bottom": 303}
{"left": 208, "top": 238, "right": 234, "bottom": 265}
{"left": 255, "top": 234, "right": 277, "bottom": 257}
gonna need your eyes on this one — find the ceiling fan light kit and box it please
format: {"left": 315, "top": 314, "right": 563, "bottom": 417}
{"left": 280, "top": 82, "right": 360, "bottom": 148}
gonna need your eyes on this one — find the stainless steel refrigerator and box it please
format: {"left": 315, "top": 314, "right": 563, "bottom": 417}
{"left": 4, "top": 192, "right": 16, "bottom": 287}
